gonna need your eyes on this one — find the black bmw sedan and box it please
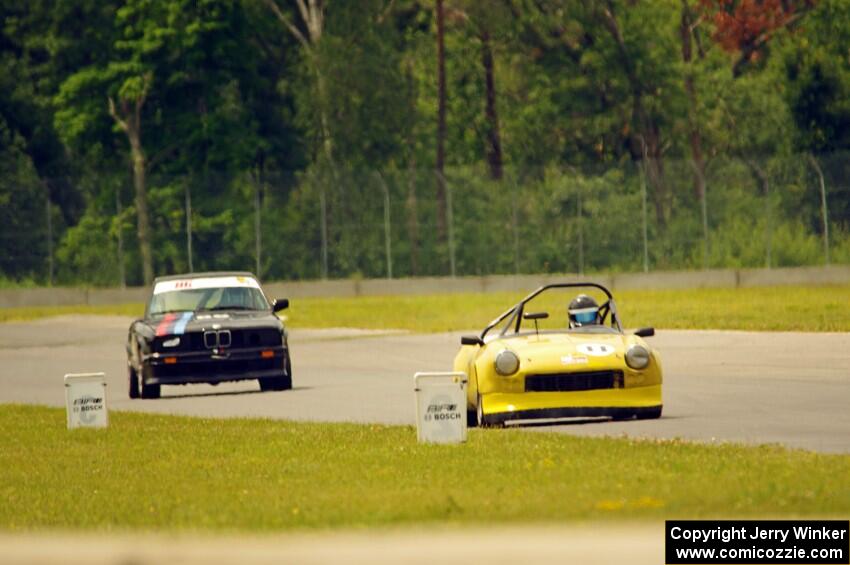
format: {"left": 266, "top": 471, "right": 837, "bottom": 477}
{"left": 126, "top": 272, "right": 291, "bottom": 399}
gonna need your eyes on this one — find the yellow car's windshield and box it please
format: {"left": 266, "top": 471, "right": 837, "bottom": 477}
{"left": 493, "top": 285, "right": 620, "bottom": 336}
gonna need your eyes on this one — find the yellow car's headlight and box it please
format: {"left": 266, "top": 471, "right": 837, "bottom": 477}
{"left": 625, "top": 345, "right": 650, "bottom": 369}
{"left": 495, "top": 349, "right": 520, "bottom": 376}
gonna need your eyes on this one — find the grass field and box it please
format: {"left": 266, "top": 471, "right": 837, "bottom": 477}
{"left": 1, "top": 285, "right": 849, "bottom": 332}
{"left": 1, "top": 405, "right": 848, "bottom": 531}
{"left": 0, "top": 303, "right": 143, "bottom": 323}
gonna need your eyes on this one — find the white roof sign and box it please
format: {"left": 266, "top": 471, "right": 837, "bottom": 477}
{"left": 153, "top": 276, "right": 260, "bottom": 295}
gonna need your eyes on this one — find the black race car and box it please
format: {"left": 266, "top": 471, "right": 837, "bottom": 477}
{"left": 126, "top": 272, "right": 292, "bottom": 399}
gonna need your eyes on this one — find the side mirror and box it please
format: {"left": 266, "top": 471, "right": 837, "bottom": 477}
{"left": 461, "top": 335, "right": 484, "bottom": 346}
{"left": 523, "top": 312, "right": 549, "bottom": 320}
{"left": 273, "top": 298, "right": 290, "bottom": 312}
{"left": 634, "top": 327, "right": 655, "bottom": 338}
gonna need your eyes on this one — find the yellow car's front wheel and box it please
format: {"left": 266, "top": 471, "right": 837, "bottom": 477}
{"left": 476, "top": 394, "right": 506, "bottom": 428}
{"left": 637, "top": 406, "right": 662, "bottom": 419}
{"left": 611, "top": 406, "right": 663, "bottom": 420}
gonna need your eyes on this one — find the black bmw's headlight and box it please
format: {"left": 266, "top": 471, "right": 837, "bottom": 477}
{"left": 161, "top": 337, "right": 181, "bottom": 348}
{"left": 625, "top": 345, "right": 650, "bottom": 369}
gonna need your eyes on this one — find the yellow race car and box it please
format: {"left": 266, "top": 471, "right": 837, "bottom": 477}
{"left": 454, "top": 282, "right": 662, "bottom": 427}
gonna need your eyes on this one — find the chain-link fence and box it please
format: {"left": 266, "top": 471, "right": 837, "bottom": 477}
{"left": 2, "top": 153, "right": 849, "bottom": 287}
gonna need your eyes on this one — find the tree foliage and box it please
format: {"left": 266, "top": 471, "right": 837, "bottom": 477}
{"left": 0, "top": 0, "right": 848, "bottom": 285}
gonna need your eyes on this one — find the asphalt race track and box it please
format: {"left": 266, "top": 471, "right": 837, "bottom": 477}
{"left": 1, "top": 316, "right": 848, "bottom": 453}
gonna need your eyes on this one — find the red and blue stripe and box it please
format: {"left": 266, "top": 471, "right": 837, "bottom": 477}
{"left": 155, "top": 312, "right": 194, "bottom": 336}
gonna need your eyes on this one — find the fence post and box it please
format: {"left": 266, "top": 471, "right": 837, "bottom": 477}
{"left": 116, "top": 186, "right": 126, "bottom": 288}
{"left": 438, "top": 170, "right": 456, "bottom": 278}
{"left": 576, "top": 187, "right": 584, "bottom": 276}
{"left": 639, "top": 160, "right": 649, "bottom": 273}
{"left": 511, "top": 178, "right": 520, "bottom": 275}
{"left": 807, "top": 154, "right": 830, "bottom": 265}
{"left": 763, "top": 164, "right": 772, "bottom": 269}
{"left": 376, "top": 171, "right": 393, "bottom": 279}
{"left": 44, "top": 182, "right": 53, "bottom": 286}
{"left": 320, "top": 186, "right": 328, "bottom": 279}
{"left": 254, "top": 177, "right": 262, "bottom": 277}
{"left": 696, "top": 159, "right": 709, "bottom": 270}
{"left": 185, "top": 183, "right": 193, "bottom": 273}
{"left": 746, "top": 158, "right": 772, "bottom": 269}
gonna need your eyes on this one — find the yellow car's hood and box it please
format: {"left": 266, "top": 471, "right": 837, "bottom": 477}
{"left": 488, "top": 331, "right": 633, "bottom": 369}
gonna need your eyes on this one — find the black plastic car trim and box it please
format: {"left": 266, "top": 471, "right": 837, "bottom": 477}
{"left": 143, "top": 345, "right": 285, "bottom": 363}
{"left": 524, "top": 370, "right": 624, "bottom": 392}
{"left": 486, "top": 405, "right": 662, "bottom": 424}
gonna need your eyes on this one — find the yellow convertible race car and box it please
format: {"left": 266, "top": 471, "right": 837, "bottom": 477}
{"left": 454, "top": 282, "right": 662, "bottom": 427}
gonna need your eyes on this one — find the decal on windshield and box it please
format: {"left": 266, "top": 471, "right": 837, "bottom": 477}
{"left": 153, "top": 276, "right": 260, "bottom": 294}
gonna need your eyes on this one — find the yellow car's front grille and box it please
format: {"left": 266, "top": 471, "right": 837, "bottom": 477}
{"left": 524, "top": 370, "right": 624, "bottom": 392}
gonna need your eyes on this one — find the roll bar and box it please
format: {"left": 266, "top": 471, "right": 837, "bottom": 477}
{"left": 480, "top": 282, "right": 622, "bottom": 339}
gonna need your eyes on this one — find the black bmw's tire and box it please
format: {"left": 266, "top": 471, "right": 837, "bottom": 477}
{"left": 637, "top": 406, "right": 662, "bottom": 420}
{"left": 259, "top": 373, "right": 292, "bottom": 392}
{"left": 285, "top": 355, "right": 293, "bottom": 387}
{"left": 128, "top": 366, "right": 140, "bottom": 399}
{"left": 140, "top": 380, "right": 160, "bottom": 399}
{"left": 259, "top": 352, "right": 293, "bottom": 392}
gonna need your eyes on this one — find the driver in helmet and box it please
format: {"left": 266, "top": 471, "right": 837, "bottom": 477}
{"left": 568, "top": 294, "right": 600, "bottom": 328}
{"left": 218, "top": 286, "right": 250, "bottom": 309}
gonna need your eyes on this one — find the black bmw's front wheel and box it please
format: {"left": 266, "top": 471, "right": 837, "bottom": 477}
{"left": 139, "top": 369, "right": 160, "bottom": 399}
{"left": 140, "top": 381, "right": 161, "bottom": 399}
{"left": 259, "top": 355, "right": 293, "bottom": 392}
{"left": 128, "top": 366, "right": 140, "bottom": 399}
{"left": 259, "top": 374, "right": 291, "bottom": 391}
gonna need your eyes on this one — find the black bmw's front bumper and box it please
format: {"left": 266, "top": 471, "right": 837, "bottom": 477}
{"left": 142, "top": 346, "right": 288, "bottom": 385}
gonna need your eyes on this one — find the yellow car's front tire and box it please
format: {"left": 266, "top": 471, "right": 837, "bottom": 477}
{"left": 636, "top": 405, "right": 662, "bottom": 419}
{"left": 613, "top": 406, "right": 663, "bottom": 420}
{"left": 476, "top": 394, "right": 504, "bottom": 428}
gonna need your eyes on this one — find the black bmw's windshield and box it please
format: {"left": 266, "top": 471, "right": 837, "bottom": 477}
{"left": 148, "top": 286, "right": 270, "bottom": 316}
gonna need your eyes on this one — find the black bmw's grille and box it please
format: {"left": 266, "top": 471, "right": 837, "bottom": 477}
{"left": 228, "top": 329, "right": 282, "bottom": 348}
{"left": 153, "top": 329, "right": 281, "bottom": 352}
{"left": 525, "top": 370, "right": 624, "bottom": 392}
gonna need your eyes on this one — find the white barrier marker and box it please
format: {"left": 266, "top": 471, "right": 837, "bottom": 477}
{"left": 64, "top": 373, "right": 108, "bottom": 429}
{"left": 414, "top": 372, "right": 467, "bottom": 444}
